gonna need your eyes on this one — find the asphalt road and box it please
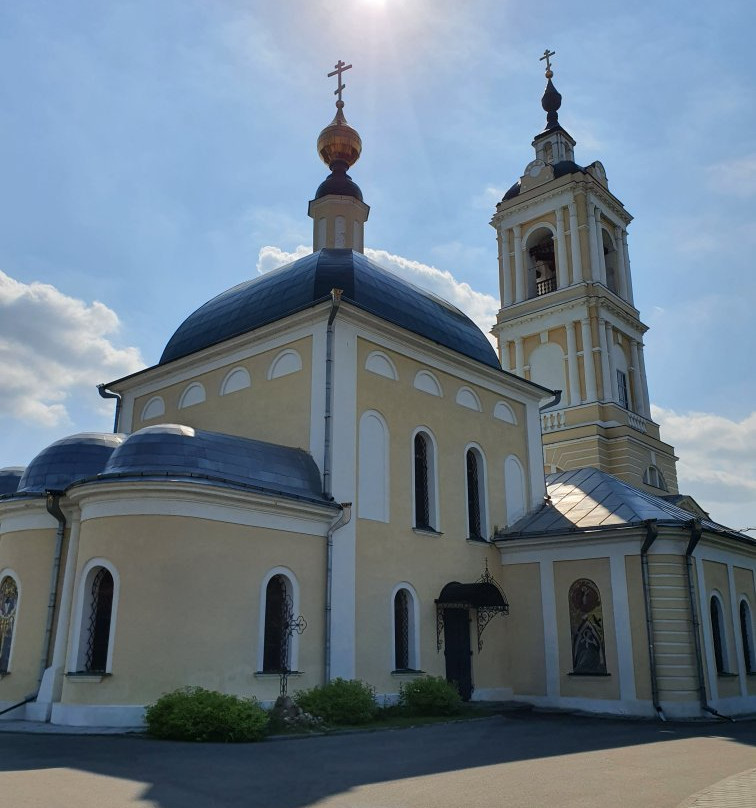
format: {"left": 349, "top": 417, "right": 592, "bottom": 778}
{"left": 1, "top": 713, "right": 755, "bottom": 808}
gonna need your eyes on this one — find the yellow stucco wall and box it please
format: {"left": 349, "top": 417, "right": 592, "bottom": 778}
{"left": 0, "top": 528, "right": 57, "bottom": 702}
{"left": 60, "top": 514, "right": 326, "bottom": 706}
{"left": 553, "top": 558, "right": 620, "bottom": 699}
{"left": 131, "top": 336, "right": 313, "bottom": 449}
{"left": 625, "top": 555, "right": 652, "bottom": 700}
{"left": 702, "top": 560, "right": 740, "bottom": 699}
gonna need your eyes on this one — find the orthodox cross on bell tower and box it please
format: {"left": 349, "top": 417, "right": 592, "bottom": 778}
{"left": 540, "top": 48, "right": 556, "bottom": 78}
{"left": 328, "top": 59, "right": 353, "bottom": 104}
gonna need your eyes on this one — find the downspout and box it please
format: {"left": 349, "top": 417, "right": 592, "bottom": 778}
{"left": 325, "top": 503, "right": 352, "bottom": 684}
{"left": 40, "top": 492, "right": 67, "bottom": 691}
{"left": 322, "top": 288, "right": 343, "bottom": 499}
{"left": 97, "top": 384, "right": 121, "bottom": 433}
{"left": 640, "top": 518, "right": 666, "bottom": 720}
{"left": 539, "top": 389, "right": 562, "bottom": 412}
{"left": 684, "top": 519, "right": 734, "bottom": 722}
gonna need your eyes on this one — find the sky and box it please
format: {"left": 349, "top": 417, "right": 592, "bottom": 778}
{"left": 0, "top": 0, "right": 755, "bottom": 530}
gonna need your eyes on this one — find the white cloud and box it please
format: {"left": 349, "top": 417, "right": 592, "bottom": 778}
{"left": 706, "top": 155, "right": 756, "bottom": 198}
{"left": 0, "top": 271, "right": 144, "bottom": 427}
{"left": 255, "top": 245, "right": 500, "bottom": 340}
{"left": 652, "top": 405, "right": 756, "bottom": 528}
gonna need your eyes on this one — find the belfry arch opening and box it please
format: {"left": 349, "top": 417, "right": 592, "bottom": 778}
{"left": 602, "top": 229, "right": 619, "bottom": 295}
{"left": 526, "top": 228, "right": 556, "bottom": 298}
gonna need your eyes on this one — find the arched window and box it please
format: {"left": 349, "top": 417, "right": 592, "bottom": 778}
{"left": 602, "top": 229, "right": 619, "bottom": 294}
{"left": 643, "top": 465, "right": 667, "bottom": 491}
{"left": 0, "top": 575, "right": 19, "bottom": 673}
{"left": 358, "top": 411, "right": 389, "bottom": 522}
{"left": 392, "top": 585, "right": 418, "bottom": 671}
{"left": 740, "top": 599, "right": 755, "bottom": 674}
{"left": 178, "top": 382, "right": 206, "bottom": 409}
{"left": 568, "top": 579, "right": 607, "bottom": 674}
{"left": 465, "top": 447, "right": 486, "bottom": 540}
{"left": 710, "top": 593, "right": 729, "bottom": 674}
{"left": 263, "top": 574, "right": 292, "bottom": 673}
{"left": 141, "top": 395, "right": 165, "bottom": 421}
{"left": 525, "top": 228, "right": 557, "bottom": 298}
{"left": 413, "top": 430, "right": 437, "bottom": 531}
{"left": 268, "top": 349, "right": 302, "bottom": 380}
{"left": 79, "top": 566, "right": 115, "bottom": 672}
{"left": 504, "top": 455, "right": 527, "bottom": 526}
{"left": 220, "top": 367, "right": 251, "bottom": 395}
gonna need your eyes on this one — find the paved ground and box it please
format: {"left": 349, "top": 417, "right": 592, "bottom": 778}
{"left": 0, "top": 713, "right": 754, "bottom": 808}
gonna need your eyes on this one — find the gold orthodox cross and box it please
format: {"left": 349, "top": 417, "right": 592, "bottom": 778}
{"left": 328, "top": 60, "right": 352, "bottom": 103}
{"left": 540, "top": 49, "right": 556, "bottom": 74}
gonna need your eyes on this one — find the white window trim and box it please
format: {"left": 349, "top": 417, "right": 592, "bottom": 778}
{"left": 390, "top": 582, "right": 420, "bottom": 671}
{"left": 178, "top": 382, "right": 206, "bottom": 409}
{"left": 0, "top": 569, "right": 21, "bottom": 673}
{"left": 493, "top": 401, "right": 517, "bottom": 424}
{"left": 68, "top": 558, "right": 120, "bottom": 674}
{"left": 219, "top": 366, "right": 251, "bottom": 396}
{"left": 410, "top": 427, "right": 440, "bottom": 532}
{"left": 709, "top": 590, "right": 730, "bottom": 674}
{"left": 257, "top": 567, "right": 301, "bottom": 673}
{"left": 413, "top": 370, "right": 443, "bottom": 397}
{"left": 364, "top": 350, "right": 398, "bottom": 381}
{"left": 464, "top": 443, "right": 489, "bottom": 540}
{"left": 455, "top": 386, "right": 482, "bottom": 412}
{"left": 140, "top": 396, "right": 165, "bottom": 421}
{"left": 268, "top": 349, "right": 302, "bottom": 380}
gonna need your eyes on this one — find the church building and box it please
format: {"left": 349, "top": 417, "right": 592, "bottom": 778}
{"left": 1, "top": 57, "right": 754, "bottom": 727}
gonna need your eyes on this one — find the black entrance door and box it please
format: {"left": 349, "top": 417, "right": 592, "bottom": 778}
{"left": 443, "top": 608, "right": 472, "bottom": 701}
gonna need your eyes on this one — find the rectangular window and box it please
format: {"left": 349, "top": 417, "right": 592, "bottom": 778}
{"left": 617, "top": 370, "right": 629, "bottom": 409}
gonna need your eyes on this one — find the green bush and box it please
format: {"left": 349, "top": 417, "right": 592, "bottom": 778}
{"left": 399, "top": 676, "right": 463, "bottom": 716}
{"left": 145, "top": 686, "right": 269, "bottom": 742}
{"left": 294, "top": 678, "right": 377, "bottom": 725}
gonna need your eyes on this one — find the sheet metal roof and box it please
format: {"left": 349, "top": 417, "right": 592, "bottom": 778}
{"left": 160, "top": 249, "right": 501, "bottom": 370}
{"left": 499, "top": 467, "right": 751, "bottom": 542}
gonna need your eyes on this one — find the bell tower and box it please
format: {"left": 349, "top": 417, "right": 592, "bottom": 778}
{"left": 491, "top": 51, "right": 678, "bottom": 495}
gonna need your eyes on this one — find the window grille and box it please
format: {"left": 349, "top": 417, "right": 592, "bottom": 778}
{"left": 394, "top": 590, "right": 410, "bottom": 670}
{"left": 414, "top": 433, "right": 431, "bottom": 529}
{"left": 617, "top": 370, "right": 629, "bottom": 409}
{"left": 741, "top": 601, "right": 754, "bottom": 674}
{"left": 466, "top": 451, "right": 482, "bottom": 539}
{"left": 710, "top": 596, "right": 726, "bottom": 674}
{"left": 85, "top": 568, "right": 113, "bottom": 672}
{"left": 263, "top": 575, "right": 288, "bottom": 673}
{"left": 0, "top": 576, "right": 18, "bottom": 673}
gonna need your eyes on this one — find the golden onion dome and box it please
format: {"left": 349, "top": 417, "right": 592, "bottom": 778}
{"left": 317, "top": 101, "right": 362, "bottom": 169}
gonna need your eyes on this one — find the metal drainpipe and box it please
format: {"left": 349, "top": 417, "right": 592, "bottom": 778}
{"left": 97, "top": 384, "right": 121, "bottom": 433}
{"left": 322, "top": 288, "right": 343, "bottom": 499}
{"left": 325, "top": 503, "right": 352, "bottom": 684}
{"left": 40, "top": 492, "right": 67, "bottom": 691}
{"left": 538, "top": 389, "right": 562, "bottom": 412}
{"left": 684, "top": 519, "right": 735, "bottom": 722}
{"left": 640, "top": 518, "right": 666, "bottom": 721}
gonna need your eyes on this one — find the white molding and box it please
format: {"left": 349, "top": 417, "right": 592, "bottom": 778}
{"left": 268, "top": 348, "right": 302, "bottom": 380}
{"left": 0, "top": 509, "right": 57, "bottom": 533}
{"left": 257, "top": 567, "right": 301, "bottom": 673}
{"left": 140, "top": 396, "right": 165, "bottom": 421}
{"left": 493, "top": 401, "right": 517, "bottom": 424}
{"left": 365, "top": 350, "right": 398, "bottom": 380}
{"left": 219, "top": 366, "right": 251, "bottom": 396}
{"left": 358, "top": 410, "right": 390, "bottom": 523}
{"left": 178, "top": 382, "right": 206, "bottom": 409}
{"left": 455, "top": 386, "right": 482, "bottom": 411}
{"left": 67, "top": 558, "right": 120, "bottom": 675}
{"left": 413, "top": 370, "right": 443, "bottom": 397}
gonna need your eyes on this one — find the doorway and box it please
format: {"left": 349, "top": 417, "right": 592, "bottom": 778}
{"left": 443, "top": 607, "right": 472, "bottom": 701}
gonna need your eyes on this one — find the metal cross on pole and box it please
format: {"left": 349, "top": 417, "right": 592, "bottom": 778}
{"left": 328, "top": 59, "right": 353, "bottom": 104}
{"left": 540, "top": 49, "right": 556, "bottom": 74}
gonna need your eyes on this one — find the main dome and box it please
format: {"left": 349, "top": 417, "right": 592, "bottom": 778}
{"left": 160, "top": 249, "right": 500, "bottom": 369}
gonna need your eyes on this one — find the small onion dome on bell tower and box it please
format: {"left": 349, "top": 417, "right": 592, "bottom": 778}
{"left": 531, "top": 49, "right": 576, "bottom": 165}
{"left": 309, "top": 60, "right": 370, "bottom": 253}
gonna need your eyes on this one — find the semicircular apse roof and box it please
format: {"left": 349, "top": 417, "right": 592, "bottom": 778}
{"left": 160, "top": 249, "right": 500, "bottom": 370}
{"left": 15, "top": 434, "right": 126, "bottom": 495}
{"left": 98, "top": 424, "right": 331, "bottom": 505}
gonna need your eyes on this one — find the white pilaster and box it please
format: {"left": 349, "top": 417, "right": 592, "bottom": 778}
{"left": 539, "top": 560, "right": 560, "bottom": 699}
{"left": 566, "top": 322, "right": 580, "bottom": 406}
{"left": 594, "top": 206, "right": 607, "bottom": 285}
{"left": 581, "top": 318, "right": 598, "bottom": 401}
{"left": 629, "top": 339, "right": 644, "bottom": 416}
{"left": 513, "top": 225, "right": 525, "bottom": 303}
{"left": 568, "top": 201, "right": 581, "bottom": 285}
{"left": 500, "top": 340, "right": 511, "bottom": 371}
{"left": 500, "top": 229, "right": 513, "bottom": 307}
{"left": 597, "top": 318, "right": 612, "bottom": 401}
{"left": 614, "top": 226, "right": 628, "bottom": 300}
{"left": 588, "top": 202, "right": 601, "bottom": 282}
{"left": 610, "top": 553, "right": 637, "bottom": 702}
{"left": 606, "top": 322, "right": 618, "bottom": 402}
{"left": 514, "top": 337, "right": 524, "bottom": 378}
{"left": 555, "top": 206, "right": 568, "bottom": 289}
{"left": 637, "top": 343, "right": 651, "bottom": 418}
{"left": 622, "top": 231, "right": 635, "bottom": 305}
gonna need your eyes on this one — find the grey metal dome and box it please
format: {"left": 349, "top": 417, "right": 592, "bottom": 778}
{"left": 16, "top": 433, "right": 126, "bottom": 494}
{"left": 160, "top": 249, "right": 500, "bottom": 370}
{"left": 99, "top": 424, "right": 331, "bottom": 505}
{"left": 0, "top": 467, "right": 25, "bottom": 496}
